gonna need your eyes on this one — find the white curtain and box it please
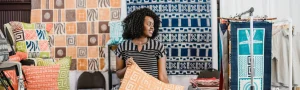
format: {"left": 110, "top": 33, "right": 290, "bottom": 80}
{"left": 220, "top": 0, "right": 300, "bottom": 32}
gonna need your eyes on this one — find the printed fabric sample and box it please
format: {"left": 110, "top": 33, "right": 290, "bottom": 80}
{"left": 126, "top": 0, "right": 213, "bottom": 75}
{"left": 230, "top": 22, "right": 272, "bottom": 90}
{"left": 22, "top": 65, "right": 60, "bottom": 90}
{"left": 30, "top": 0, "right": 122, "bottom": 71}
{"left": 119, "top": 60, "right": 184, "bottom": 90}
{"left": 9, "top": 21, "right": 51, "bottom": 59}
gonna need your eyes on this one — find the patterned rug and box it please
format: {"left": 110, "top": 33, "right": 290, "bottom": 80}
{"left": 126, "top": 0, "right": 213, "bottom": 75}
{"left": 30, "top": 0, "right": 122, "bottom": 71}
{"left": 230, "top": 22, "right": 272, "bottom": 90}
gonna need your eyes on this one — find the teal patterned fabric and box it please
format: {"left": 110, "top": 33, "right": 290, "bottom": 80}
{"left": 230, "top": 22, "right": 272, "bottom": 90}
{"left": 107, "top": 21, "right": 124, "bottom": 45}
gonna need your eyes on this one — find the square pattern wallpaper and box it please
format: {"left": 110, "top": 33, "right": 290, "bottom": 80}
{"left": 30, "top": 0, "right": 121, "bottom": 71}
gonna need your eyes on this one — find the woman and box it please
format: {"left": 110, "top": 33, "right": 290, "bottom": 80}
{"left": 115, "top": 8, "right": 169, "bottom": 83}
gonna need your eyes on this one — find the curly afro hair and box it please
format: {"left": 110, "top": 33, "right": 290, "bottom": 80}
{"left": 122, "top": 8, "right": 160, "bottom": 39}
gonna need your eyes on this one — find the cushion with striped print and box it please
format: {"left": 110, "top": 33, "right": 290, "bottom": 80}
{"left": 0, "top": 29, "right": 9, "bottom": 62}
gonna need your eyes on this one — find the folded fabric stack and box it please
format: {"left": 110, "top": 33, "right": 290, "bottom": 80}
{"left": 190, "top": 77, "right": 220, "bottom": 88}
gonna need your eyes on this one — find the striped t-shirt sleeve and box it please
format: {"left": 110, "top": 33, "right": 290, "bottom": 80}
{"left": 115, "top": 42, "right": 123, "bottom": 58}
{"left": 156, "top": 41, "right": 166, "bottom": 59}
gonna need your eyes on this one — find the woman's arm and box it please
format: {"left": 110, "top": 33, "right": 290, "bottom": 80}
{"left": 116, "top": 56, "right": 126, "bottom": 79}
{"left": 116, "top": 57, "right": 133, "bottom": 79}
{"left": 158, "top": 56, "right": 169, "bottom": 83}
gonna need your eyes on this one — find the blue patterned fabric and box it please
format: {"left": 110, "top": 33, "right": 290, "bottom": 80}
{"left": 126, "top": 0, "right": 212, "bottom": 75}
{"left": 230, "top": 22, "right": 272, "bottom": 90}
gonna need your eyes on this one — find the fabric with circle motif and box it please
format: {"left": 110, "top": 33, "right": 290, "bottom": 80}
{"left": 30, "top": 0, "right": 122, "bottom": 71}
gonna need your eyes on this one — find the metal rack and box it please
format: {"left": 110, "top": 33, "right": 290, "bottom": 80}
{"left": 107, "top": 45, "right": 118, "bottom": 90}
{"left": 107, "top": 45, "right": 113, "bottom": 90}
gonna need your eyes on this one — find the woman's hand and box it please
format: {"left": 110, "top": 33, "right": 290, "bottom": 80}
{"left": 125, "top": 57, "right": 134, "bottom": 67}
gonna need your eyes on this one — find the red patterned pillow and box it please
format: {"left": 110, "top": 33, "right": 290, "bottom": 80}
{"left": 22, "top": 65, "right": 60, "bottom": 90}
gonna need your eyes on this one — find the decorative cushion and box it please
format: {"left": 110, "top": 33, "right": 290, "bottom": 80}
{"left": 4, "top": 70, "right": 18, "bottom": 89}
{"left": 10, "top": 21, "right": 51, "bottom": 58}
{"left": 119, "top": 60, "right": 184, "bottom": 90}
{"left": 37, "top": 56, "right": 71, "bottom": 90}
{"left": 22, "top": 65, "right": 60, "bottom": 90}
{"left": 29, "top": 58, "right": 55, "bottom": 66}
{"left": 9, "top": 52, "right": 28, "bottom": 62}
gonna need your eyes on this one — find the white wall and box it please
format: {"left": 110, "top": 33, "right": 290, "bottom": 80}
{"left": 220, "top": 0, "right": 300, "bottom": 32}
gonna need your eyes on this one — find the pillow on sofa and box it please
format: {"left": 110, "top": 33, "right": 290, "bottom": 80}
{"left": 22, "top": 65, "right": 60, "bottom": 90}
{"left": 10, "top": 21, "right": 51, "bottom": 58}
{"left": 37, "top": 56, "right": 71, "bottom": 90}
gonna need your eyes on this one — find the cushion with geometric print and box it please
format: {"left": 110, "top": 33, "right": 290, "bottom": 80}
{"left": 119, "top": 59, "right": 184, "bottom": 90}
{"left": 37, "top": 56, "right": 71, "bottom": 90}
{"left": 10, "top": 21, "right": 51, "bottom": 58}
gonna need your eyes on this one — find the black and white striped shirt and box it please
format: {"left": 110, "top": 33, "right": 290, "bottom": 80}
{"left": 115, "top": 38, "right": 166, "bottom": 78}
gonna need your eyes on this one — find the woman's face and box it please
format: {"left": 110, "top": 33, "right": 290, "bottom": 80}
{"left": 143, "top": 16, "right": 154, "bottom": 38}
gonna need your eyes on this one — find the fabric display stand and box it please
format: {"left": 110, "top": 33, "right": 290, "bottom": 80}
{"left": 219, "top": 7, "right": 275, "bottom": 90}
{"left": 230, "top": 21, "right": 272, "bottom": 90}
{"left": 219, "top": 16, "right": 296, "bottom": 90}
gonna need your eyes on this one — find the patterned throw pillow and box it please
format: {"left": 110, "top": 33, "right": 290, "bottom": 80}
{"left": 119, "top": 60, "right": 184, "bottom": 90}
{"left": 22, "top": 65, "right": 60, "bottom": 90}
{"left": 10, "top": 21, "right": 51, "bottom": 58}
{"left": 37, "top": 56, "right": 71, "bottom": 90}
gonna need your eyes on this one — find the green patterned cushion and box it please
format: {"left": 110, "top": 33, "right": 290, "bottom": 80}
{"left": 10, "top": 21, "right": 51, "bottom": 58}
{"left": 37, "top": 56, "right": 71, "bottom": 90}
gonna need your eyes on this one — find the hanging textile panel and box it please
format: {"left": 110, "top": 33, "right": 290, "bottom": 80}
{"left": 230, "top": 22, "right": 272, "bottom": 90}
{"left": 30, "top": 0, "right": 122, "bottom": 71}
{"left": 127, "top": 0, "right": 212, "bottom": 75}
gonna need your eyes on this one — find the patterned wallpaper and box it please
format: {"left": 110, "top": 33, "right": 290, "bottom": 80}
{"left": 30, "top": 0, "right": 121, "bottom": 71}
{"left": 127, "top": 0, "right": 213, "bottom": 75}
